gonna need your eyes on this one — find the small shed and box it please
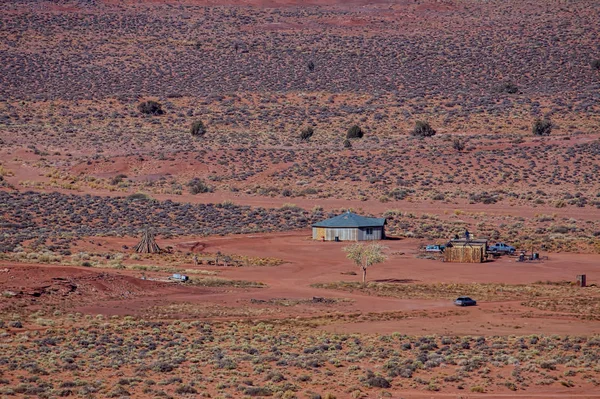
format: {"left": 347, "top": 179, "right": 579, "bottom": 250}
{"left": 312, "top": 211, "right": 386, "bottom": 241}
{"left": 444, "top": 239, "right": 488, "bottom": 263}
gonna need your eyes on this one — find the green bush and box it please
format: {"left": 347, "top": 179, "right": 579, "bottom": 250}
{"left": 346, "top": 125, "right": 364, "bottom": 139}
{"left": 190, "top": 120, "right": 206, "bottom": 137}
{"left": 532, "top": 119, "right": 552, "bottom": 136}
{"left": 411, "top": 121, "right": 436, "bottom": 137}
{"left": 138, "top": 101, "right": 164, "bottom": 115}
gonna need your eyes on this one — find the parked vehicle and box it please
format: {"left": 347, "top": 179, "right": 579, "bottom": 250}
{"left": 488, "top": 242, "right": 516, "bottom": 254}
{"left": 168, "top": 273, "right": 189, "bottom": 282}
{"left": 454, "top": 296, "right": 477, "bottom": 306}
{"left": 425, "top": 244, "right": 446, "bottom": 252}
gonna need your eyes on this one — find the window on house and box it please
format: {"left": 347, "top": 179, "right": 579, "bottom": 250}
{"left": 366, "top": 228, "right": 373, "bottom": 235}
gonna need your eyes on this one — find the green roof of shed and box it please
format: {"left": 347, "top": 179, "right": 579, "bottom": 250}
{"left": 312, "top": 212, "right": 386, "bottom": 228}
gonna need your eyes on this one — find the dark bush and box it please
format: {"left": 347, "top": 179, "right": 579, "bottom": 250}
{"left": 187, "top": 178, "right": 213, "bottom": 194}
{"left": 152, "top": 362, "right": 175, "bottom": 373}
{"left": 498, "top": 82, "right": 519, "bottom": 94}
{"left": 364, "top": 371, "right": 391, "bottom": 388}
{"left": 592, "top": 59, "right": 600, "bottom": 71}
{"left": 110, "top": 174, "right": 127, "bottom": 185}
{"left": 137, "top": 101, "right": 164, "bottom": 115}
{"left": 346, "top": 125, "right": 364, "bottom": 139}
{"left": 308, "top": 60, "right": 315, "bottom": 72}
{"left": 107, "top": 386, "right": 130, "bottom": 398}
{"left": 175, "top": 385, "right": 198, "bottom": 394}
{"left": 469, "top": 192, "right": 498, "bottom": 204}
{"left": 9, "top": 321, "right": 23, "bottom": 328}
{"left": 300, "top": 127, "right": 314, "bottom": 141}
{"left": 532, "top": 119, "right": 552, "bottom": 136}
{"left": 389, "top": 188, "right": 413, "bottom": 200}
{"left": 411, "top": 121, "right": 436, "bottom": 137}
{"left": 343, "top": 139, "right": 352, "bottom": 148}
{"left": 552, "top": 225, "right": 570, "bottom": 234}
{"left": 190, "top": 120, "right": 206, "bottom": 137}
{"left": 244, "top": 386, "right": 272, "bottom": 396}
{"left": 452, "top": 138, "right": 466, "bottom": 151}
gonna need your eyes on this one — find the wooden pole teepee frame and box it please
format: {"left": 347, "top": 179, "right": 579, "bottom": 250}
{"left": 134, "top": 228, "right": 161, "bottom": 254}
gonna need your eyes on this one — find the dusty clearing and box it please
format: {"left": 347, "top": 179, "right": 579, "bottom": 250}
{"left": 2, "top": 0, "right": 600, "bottom": 396}
{"left": 2, "top": 233, "right": 600, "bottom": 397}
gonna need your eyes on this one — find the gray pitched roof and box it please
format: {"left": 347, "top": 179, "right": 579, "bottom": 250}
{"left": 312, "top": 212, "right": 386, "bottom": 228}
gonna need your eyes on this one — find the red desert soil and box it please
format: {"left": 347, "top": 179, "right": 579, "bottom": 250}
{"left": 3, "top": 232, "right": 599, "bottom": 336}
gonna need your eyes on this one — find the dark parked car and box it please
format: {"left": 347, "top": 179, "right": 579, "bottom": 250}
{"left": 454, "top": 296, "right": 477, "bottom": 306}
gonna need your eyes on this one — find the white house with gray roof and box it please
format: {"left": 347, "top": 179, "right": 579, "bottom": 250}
{"left": 312, "top": 211, "right": 386, "bottom": 241}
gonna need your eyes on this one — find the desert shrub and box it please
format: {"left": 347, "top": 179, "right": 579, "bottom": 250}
{"left": 190, "top": 120, "right": 206, "bottom": 137}
{"left": 346, "top": 125, "right": 364, "bottom": 139}
{"left": 532, "top": 119, "right": 552, "bottom": 136}
{"left": 540, "top": 361, "right": 557, "bottom": 370}
{"left": 498, "top": 82, "right": 519, "bottom": 94}
{"left": 592, "top": 59, "right": 600, "bottom": 71}
{"left": 554, "top": 200, "right": 567, "bottom": 208}
{"left": 127, "top": 193, "right": 150, "bottom": 201}
{"left": 452, "top": 138, "right": 466, "bottom": 151}
{"left": 552, "top": 225, "right": 570, "bottom": 234}
{"left": 411, "top": 121, "right": 436, "bottom": 137}
{"left": 152, "top": 362, "right": 175, "bottom": 373}
{"left": 107, "top": 385, "right": 130, "bottom": 397}
{"left": 469, "top": 192, "right": 498, "bottom": 204}
{"left": 110, "top": 174, "right": 127, "bottom": 185}
{"left": 187, "top": 178, "right": 213, "bottom": 194}
{"left": 300, "top": 127, "right": 314, "bottom": 141}
{"left": 308, "top": 60, "right": 315, "bottom": 72}
{"left": 364, "top": 371, "right": 391, "bottom": 388}
{"left": 175, "top": 385, "right": 198, "bottom": 394}
{"left": 388, "top": 188, "right": 413, "bottom": 200}
{"left": 244, "top": 386, "right": 272, "bottom": 396}
{"left": 138, "top": 101, "right": 164, "bottom": 115}
{"left": 343, "top": 139, "right": 352, "bottom": 148}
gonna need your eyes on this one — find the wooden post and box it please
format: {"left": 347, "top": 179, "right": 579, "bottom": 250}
{"left": 577, "top": 275, "right": 587, "bottom": 287}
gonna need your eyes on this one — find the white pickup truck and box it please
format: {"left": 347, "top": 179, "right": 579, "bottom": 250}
{"left": 488, "top": 242, "right": 515, "bottom": 254}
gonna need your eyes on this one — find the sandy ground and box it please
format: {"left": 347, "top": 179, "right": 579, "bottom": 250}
{"left": 3, "top": 232, "right": 599, "bottom": 337}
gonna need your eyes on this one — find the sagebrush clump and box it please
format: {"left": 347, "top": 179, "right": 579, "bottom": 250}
{"left": 346, "top": 125, "right": 364, "bottom": 139}
{"left": 187, "top": 178, "right": 213, "bottom": 194}
{"left": 137, "top": 100, "right": 164, "bottom": 115}
{"left": 190, "top": 120, "right": 206, "bottom": 137}
{"left": 532, "top": 119, "right": 552, "bottom": 136}
{"left": 300, "top": 127, "right": 314, "bottom": 141}
{"left": 411, "top": 121, "right": 436, "bottom": 137}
